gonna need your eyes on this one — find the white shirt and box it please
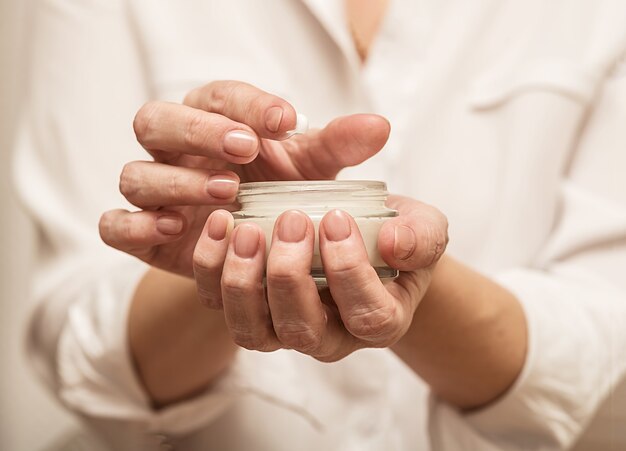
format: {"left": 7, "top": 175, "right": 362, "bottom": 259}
{"left": 13, "top": 0, "right": 626, "bottom": 449}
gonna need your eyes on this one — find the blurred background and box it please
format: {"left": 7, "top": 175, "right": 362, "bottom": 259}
{"left": 0, "top": 1, "right": 83, "bottom": 450}
{"left": 1, "top": 1, "right": 624, "bottom": 450}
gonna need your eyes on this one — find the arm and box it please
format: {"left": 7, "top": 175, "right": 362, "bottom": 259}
{"left": 392, "top": 256, "right": 527, "bottom": 410}
{"left": 128, "top": 268, "right": 237, "bottom": 408}
{"left": 424, "top": 59, "right": 626, "bottom": 451}
{"left": 16, "top": 0, "right": 245, "bottom": 438}
{"left": 100, "top": 83, "right": 393, "bottom": 406}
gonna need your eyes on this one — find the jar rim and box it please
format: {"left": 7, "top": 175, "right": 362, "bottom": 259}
{"left": 238, "top": 180, "right": 388, "bottom": 196}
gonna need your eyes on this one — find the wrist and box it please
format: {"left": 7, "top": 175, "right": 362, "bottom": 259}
{"left": 130, "top": 268, "right": 218, "bottom": 336}
{"left": 391, "top": 256, "right": 528, "bottom": 410}
{"left": 129, "top": 267, "right": 237, "bottom": 407}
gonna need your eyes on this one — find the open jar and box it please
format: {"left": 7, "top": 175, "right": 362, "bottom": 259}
{"left": 233, "top": 180, "right": 398, "bottom": 285}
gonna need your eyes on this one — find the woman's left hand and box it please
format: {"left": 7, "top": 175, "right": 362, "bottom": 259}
{"left": 194, "top": 194, "right": 448, "bottom": 360}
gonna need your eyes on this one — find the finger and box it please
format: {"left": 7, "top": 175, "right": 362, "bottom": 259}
{"left": 184, "top": 81, "right": 297, "bottom": 140}
{"left": 133, "top": 101, "right": 260, "bottom": 164}
{"left": 221, "top": 223, "right": 280, "bottom": 351}
{"left": 266, "top": 211, "right": 354, "bottom": 359}
{"left": 119, "top": 161, "right": 239, "bottom": 208}
{"left": 193, "top": 210, "right": 234, "bottom": 309}
{"left": 99, "top": 209, "right": 185, "bottom": 257}
{"left": 286, "top": 114, "right": 390, "bottom": 179}
{"left": 320, "top": 210, "right": 408, "bottom": 346}
{"left": 378, "top": 195, "right": 449, "bottom": 271}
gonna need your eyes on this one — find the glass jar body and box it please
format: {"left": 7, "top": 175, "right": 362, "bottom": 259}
{"left": 233, "top": 181, "right": 398, "bottom": 285}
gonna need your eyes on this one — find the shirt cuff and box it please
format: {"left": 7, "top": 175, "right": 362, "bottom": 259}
{"left": 55, "top": 255, "right": 238, "bottom": 435}
{"left": 429, "top": 267, "right": 626, "bottom": 450}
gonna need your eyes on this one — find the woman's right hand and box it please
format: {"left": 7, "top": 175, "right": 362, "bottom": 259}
{"left": 99, "top": 81, "right": 390, "bottom": 279}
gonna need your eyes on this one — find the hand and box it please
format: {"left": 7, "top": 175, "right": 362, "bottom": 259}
{"left": 99, "top": 81, "right": 390, "bottom": 277}
{"left": 194, "top": 195, "right": 448, "bottom": 360}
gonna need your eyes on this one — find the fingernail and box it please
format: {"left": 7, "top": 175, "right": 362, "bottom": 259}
{"left": 207, "top": 211, "right": 229, "bottom": 241}
{"left": 223, "top": 130, "right": 258, "bottom": 157}
{"left": 206, "top": 176, "right": 238, "bottom": 199}
{"left": 156, "top": 216, "right": 183, "bottom": 235}
{"left": 265, "top": 106, "right": 284, "bottom": 132}
{"left": 277, "top": 211, "right": 307, "bottom": 242}
{"left": 394, "top": 225, "right": 416, "bottom": 260}
{"left": 234, "top": 224, "right": 260, "bottom": 258}
{"left": 323, "top": 210, "right": 351, "bottom": 242}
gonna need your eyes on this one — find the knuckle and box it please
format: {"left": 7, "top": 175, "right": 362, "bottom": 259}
{"left": 183, "top": 112, "right": 209, "bottom": 150}
{"left": 167, "top": 171, "right": 185, "bottom": 199}
{"left": 326, "top": 259, "right": 363, "bottom": 283}
{"left": 192, "top": 249, "right": 217, "bottom": 272}
{"left": 424, "top": 220, "right": 449, "bottom": 267}
{"left": 230, "top": 328, "right": 271, "bottom": 351}
{"left": 421, "top": 209, "right": 449, "bottom": 266}
{"left": 266, "top": 261, "right": 304, "bottom": 288}
{"left": 206, "top": 80, "right": 236, "bottom": 112}
{"left": 196, "top": 284, "right": 221, "bottom": 308}
{"left": 221, "top": 272, "right": 258, "bottom": 298}
{"left": 229, "top": 329, "right": 259, "bottom": 350}
{"left": 274, "top": 321, "right": 322, "bottom": 353}
{"left": 430, "top": 236, "right": 447, "bottom": 265}
{"left": 345, "top": 302, "right": 400, "bottom": 344}
{"left": 248, "top": 92, "right": 272, "bottom": 120}
{"left": 133, "top": 101, "right": 160, "bottom": 144}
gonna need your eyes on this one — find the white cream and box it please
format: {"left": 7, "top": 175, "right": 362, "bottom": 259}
{"left": 283, "top": 113, "right": 309, "bottom": 138}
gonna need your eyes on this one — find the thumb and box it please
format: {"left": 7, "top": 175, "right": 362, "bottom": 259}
{"left": 289, "top": 114, "right": 390, "bottom": 179}
{"left": 378, "top": 195, "right": 449, "bottom": 272}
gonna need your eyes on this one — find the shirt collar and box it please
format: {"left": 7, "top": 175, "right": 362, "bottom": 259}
{"left": 298, "top": 0, "right": 362, "bottom": 71}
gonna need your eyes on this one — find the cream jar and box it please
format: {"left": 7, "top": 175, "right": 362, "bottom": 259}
{"left": 233, "top": 180, "right": 398, "bottom": 284}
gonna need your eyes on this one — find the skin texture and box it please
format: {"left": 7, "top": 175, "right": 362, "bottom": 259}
{"left": 127, "top": 268, "right": 235, "bottom": 407}
{"left": 100, "top": 81, "right": 527, "bottom": 410}
{"left": 99, "top": 82, "right": 390, "bottom": 278}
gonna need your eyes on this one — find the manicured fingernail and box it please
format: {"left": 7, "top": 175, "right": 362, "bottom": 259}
{"left": 156, "top": 216, "right": 183, "bottom": 235}
{"left": 223, "top": 130, "right": 258, "bottom": 157}
{"left": 323, "top": 210, "right": 351, "bottom": 241}
{"left": 207, "top": 211, "right": 229, "bottom": 241}
{"left": 206, "top": 176, "right": 238, "bottom": 199}
{"left": 394, "top": 225, "right": 416, "bottom": 260}
{"left": 265, "top": 106, "right": 284, "bottom": 132}
{"left": 277, "top": 211, "right": 307, "bottom": 242}
{"left": 234, "top": 224, "right": 260, "bottom": 258}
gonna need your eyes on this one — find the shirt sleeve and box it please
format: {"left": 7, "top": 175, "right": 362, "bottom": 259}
{"left": 14, "top": 0, "right": 239, "bottom": 437}
{"left": 427, "top": 60, "right": 626, "bottom": 450}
